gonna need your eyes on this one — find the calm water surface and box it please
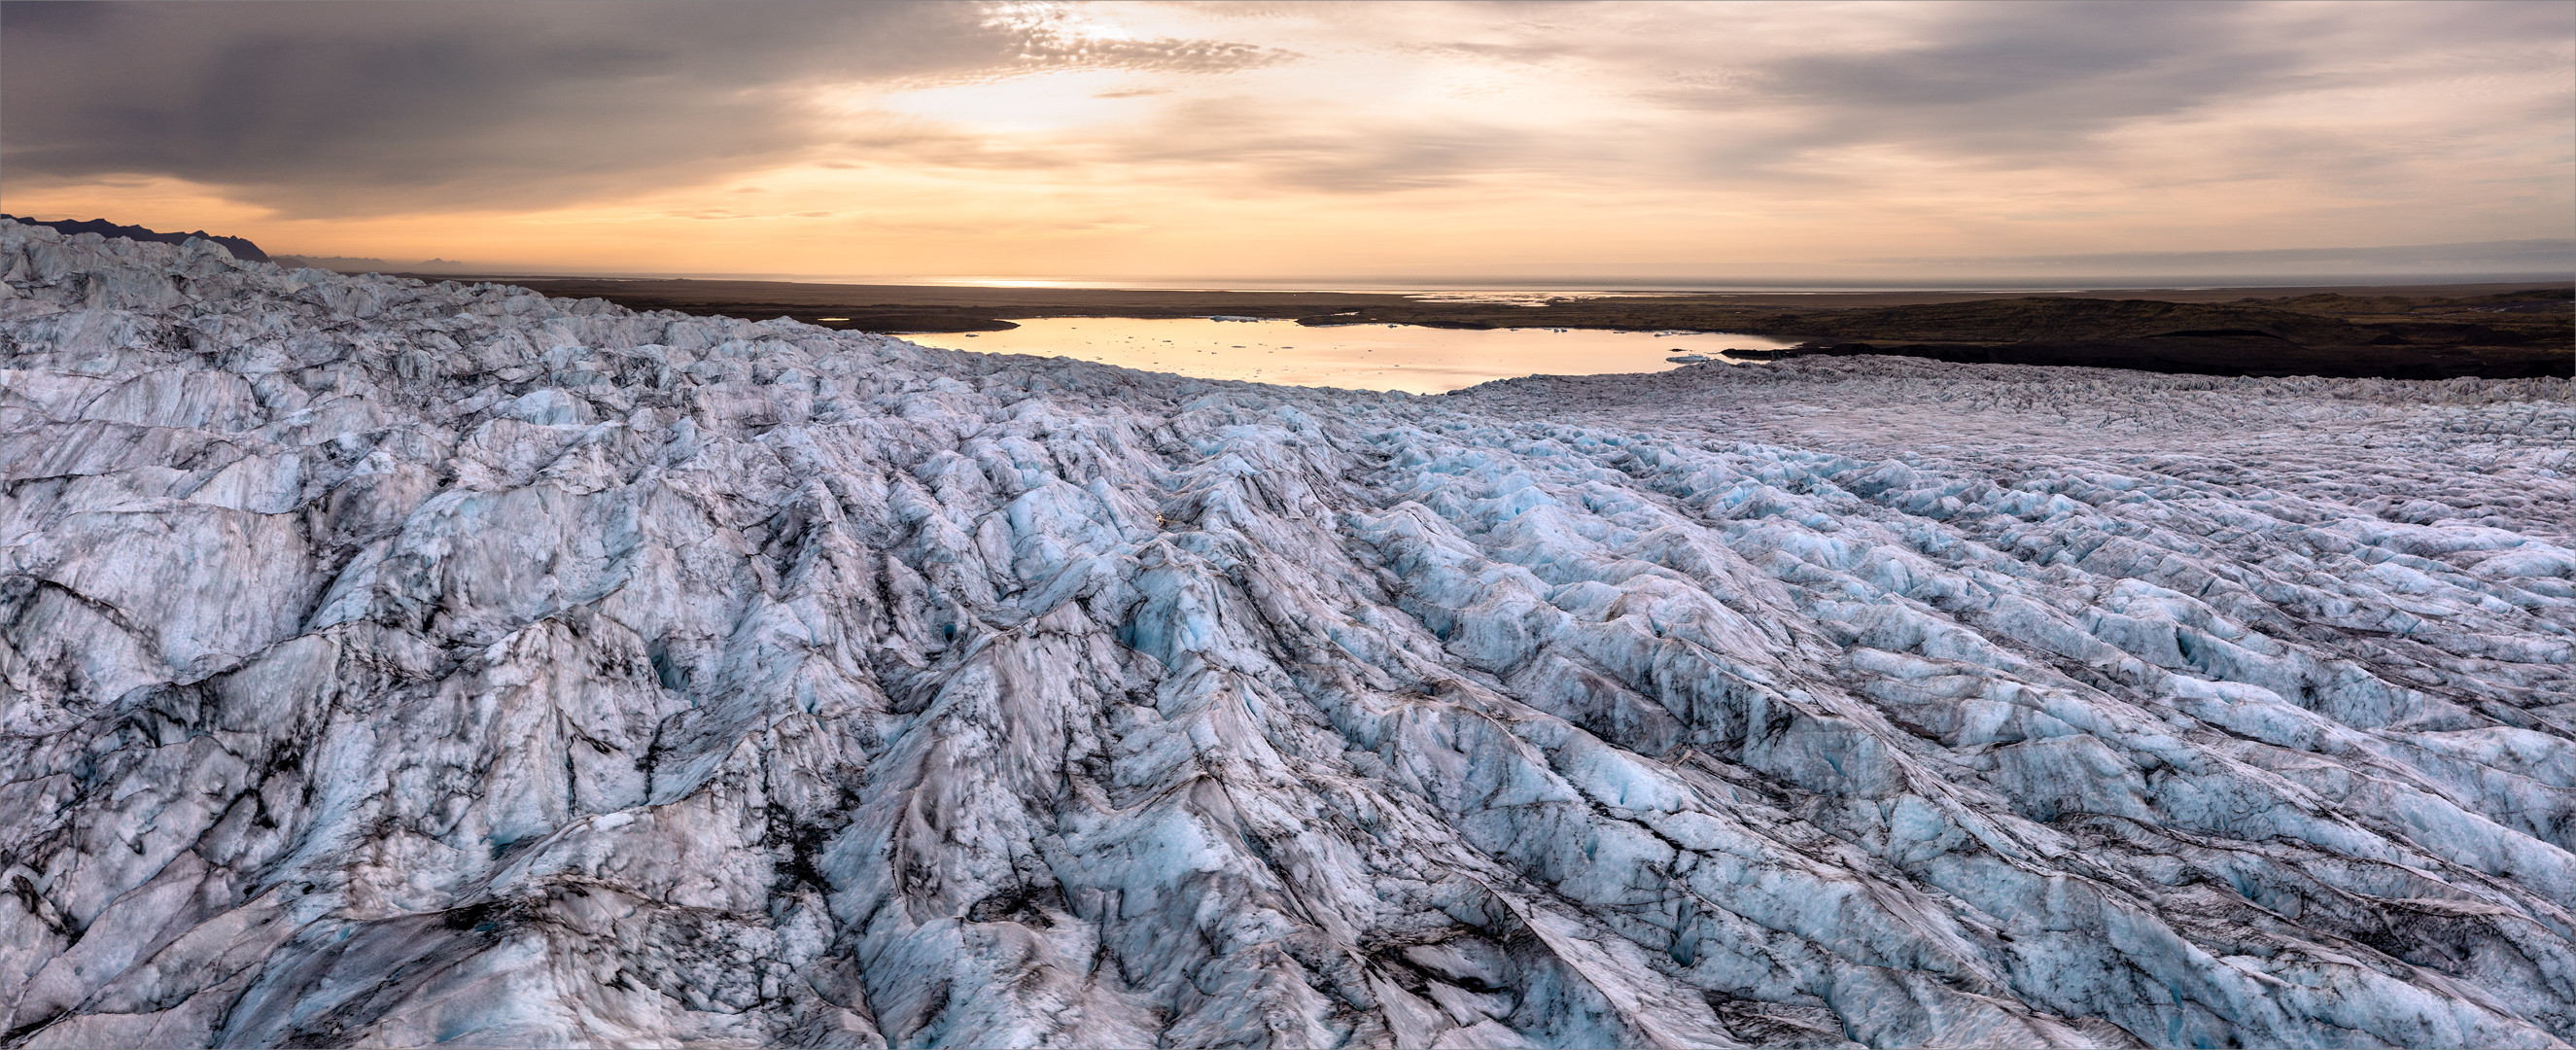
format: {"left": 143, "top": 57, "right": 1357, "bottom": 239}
{"left": 902, "top": 318, "right": 1801, "bottom": 394}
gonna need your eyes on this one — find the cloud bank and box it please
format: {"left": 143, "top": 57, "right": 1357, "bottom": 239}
{"left": 4, "top": 0, "right": 2566, "bottom": 279}
{"left": 1, "top": 1, "right": 1283, "bottom": 214}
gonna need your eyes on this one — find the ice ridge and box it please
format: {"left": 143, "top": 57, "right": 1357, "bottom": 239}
{"left": 2, "top": 218, "right": 2574, "bottom": 1047}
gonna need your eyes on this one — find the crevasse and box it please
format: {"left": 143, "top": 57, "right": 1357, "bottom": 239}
{"left": 1, "top": 218, "right": 2573, "bottom": 1048}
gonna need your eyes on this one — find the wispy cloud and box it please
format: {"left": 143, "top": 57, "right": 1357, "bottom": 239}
{"left": 0, "top": 0, "right": 1282, "bottom": 214}
{"left": 3, "top": 0, "right": 2564, "bottom": 278}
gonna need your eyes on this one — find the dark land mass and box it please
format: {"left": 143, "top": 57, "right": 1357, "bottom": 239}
{"left": 1785, "top": 293, "right": 2573, "bottom": 380}
{"left": 403, "top": 275, "right": 1420, "bottom": 333}
{"left": 1287, "top": 286, "right": 2572, "bottom": 379}
{"left": 4, "top": 215, "right": 269, "bottom": 262}
{"left": 392, "top": 272, "right": 2572, "bottom": 380}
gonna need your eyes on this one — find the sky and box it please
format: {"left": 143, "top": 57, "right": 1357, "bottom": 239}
{"left": 4, "top": 0, "right": 2571, "bottom": 284}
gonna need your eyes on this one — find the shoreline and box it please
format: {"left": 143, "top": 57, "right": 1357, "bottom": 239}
{"left": 377, "top": 271, "right": 2572, "bottom": 380}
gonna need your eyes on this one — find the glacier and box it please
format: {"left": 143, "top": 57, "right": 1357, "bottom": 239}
{"left": 1, "top": 217, "right": 2573, "bottom": 1048}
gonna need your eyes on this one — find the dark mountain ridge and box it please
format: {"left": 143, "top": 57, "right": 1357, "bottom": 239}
{"left": 0, "top": 214, "right": 269, "bottom": 262}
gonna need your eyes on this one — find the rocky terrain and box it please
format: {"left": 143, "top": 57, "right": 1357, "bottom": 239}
{"left": 0, "top": 218, "right": 267, "bottom": 264}
{"left": 2, "top": 217, "right": 2574, "bottom": 1047}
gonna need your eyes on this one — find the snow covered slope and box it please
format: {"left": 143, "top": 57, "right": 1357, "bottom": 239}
{"left": 3, "top": 217, "right": 2574, "bottom": 1048}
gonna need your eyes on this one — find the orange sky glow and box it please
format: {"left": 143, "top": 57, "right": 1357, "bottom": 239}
{"left": 5, "top": 1, "right": 2569, "bottom": 282}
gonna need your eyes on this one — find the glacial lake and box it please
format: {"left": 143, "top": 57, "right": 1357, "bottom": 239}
{"left": 902, "top": 317, "right": 1801, "bottom": 394}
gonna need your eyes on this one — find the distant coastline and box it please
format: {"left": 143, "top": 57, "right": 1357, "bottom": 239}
{"left": 373, "top": 271, "right": 2569, "bottom": 380}
{"left": 10, "top": 211, "right": 2562, "bottom": 380}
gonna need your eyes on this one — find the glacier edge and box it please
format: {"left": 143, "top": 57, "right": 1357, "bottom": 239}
{"left": 0, "top": 219, "right": 2573, "bottom": 1048}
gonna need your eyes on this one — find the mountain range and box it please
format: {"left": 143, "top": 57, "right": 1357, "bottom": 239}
{"left": 0, "top": 215, "right": 268, "bottom": 263}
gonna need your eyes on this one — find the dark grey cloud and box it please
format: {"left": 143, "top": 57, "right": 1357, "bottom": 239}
{"left": 1013, "top": 0, "right": 2566, "bottom": 203}
{"left": 1118, "top": 3, "right": 2346, "bottom": 197}
{"left": 1655, "top": 0, "right": 2571, "bottom": 170}
{"left": 1754, "top": 3, "right": 2262, "bottom": 111}
{"left": 1635, "top": 2, "right": 2294, "bottom": 171}
{"left": 6, "top": 0, "right": 2562, "bottom": 222}
{"left": 817, "top": 0, "right": 2568, "bottom": 201}
{"left": 0, "top": 0, "right": 1285, "bottom": 215}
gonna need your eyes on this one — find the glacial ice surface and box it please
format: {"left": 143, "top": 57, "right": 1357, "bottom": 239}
{"left": 3, "top": 218, "right": 2575, "bottom": 1048}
